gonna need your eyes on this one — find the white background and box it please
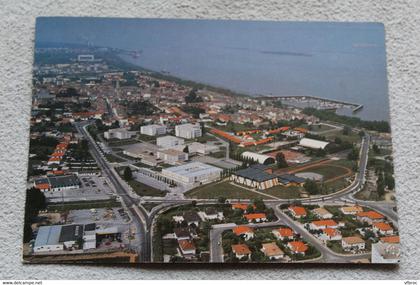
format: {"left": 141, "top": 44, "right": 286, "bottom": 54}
{"left": 0, "top": 0, "right": 419, "bottom": 280}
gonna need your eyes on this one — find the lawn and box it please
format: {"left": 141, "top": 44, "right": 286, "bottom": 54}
{"left": 127, "top": 179, "right": 167, "bottom": 197}
{"left": 326, "top": 241, "right": 348, "bottom": 254}
{"left": 310, "top": 124, "right": 335, "bottom": 132}
{"left": 324, "top": 129, "right": 361, "bottom": 144}
{"left": 184, "top": 181, "right": 266, "bottom": 199}
{"left": 258, "top": 185, "right": 301, "bottom": 199}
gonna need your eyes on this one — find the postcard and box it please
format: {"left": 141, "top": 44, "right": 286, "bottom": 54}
{"left": 23, "top": 17, "right": 399, "bottom": 264}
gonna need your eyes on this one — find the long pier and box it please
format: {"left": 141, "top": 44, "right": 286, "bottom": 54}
{"left": 261, "top": 95, "right": 363, "bottom": 112}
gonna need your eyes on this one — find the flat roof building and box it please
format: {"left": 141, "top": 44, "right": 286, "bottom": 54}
{"left": 162, "top": 162, "right": 222, "bottom": 188}
{"left": 34, "top": 174, "right": 81, "bottom": 192}
{"left": 175, "top": 123, "right": 202, "bottom": 139}
{"left": 157, "top": 149, "right": 188, "bottom": 165}
{"left": 156, "top": 135, "right": 185, "bottom": 149}
{"left": 140, "top": 124, "right": 167, "bottom": 136}
{"left": 104, "top": 128, "right": 135, "bottom": 140}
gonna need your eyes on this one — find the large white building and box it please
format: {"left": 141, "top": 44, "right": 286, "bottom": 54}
{"left": 157, "top": 149, "right": 188, "bottom": 165}
{"left": 140, "top": 124, "right": 167, "bottom": 136}
{"left": 173, "top": 142, "right": 219, "bottom": 155}
{"left": 162, "top": 162, "right": 222, "bottom": 188}
{"left": 156, "top": 135, "right": 185, "bottom": 149}
{"left": 175, "top": 123, "right": 202, "bottom": 139}
{"left": 299, "top": 138, "right": 330, "bottom": 150}
{"left": 104, "top": 128, "right": 135, "bottom": 140}
{"left": 371, "top": 241, "right": 400, "bottom": 264}
{"left": 241, "top": 151, "right": 275, "bottom": 165}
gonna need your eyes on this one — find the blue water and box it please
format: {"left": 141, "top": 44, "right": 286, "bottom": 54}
{"left": 36, "top": 18, "right": 390, "bottom": 121}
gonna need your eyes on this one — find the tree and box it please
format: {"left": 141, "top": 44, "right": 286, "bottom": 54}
{"left": 377, "top": 172, "right": 385, "bottom": 197}
{"left": 218, "top": 197, "right": 227, "bottom": 204}
{"left": 347, "top": 147, "right": 359, "bottom": 160}
{"left": 372, "top": 144, "right": 380, "bottom": 154}
{"left": 342, "top": 126, "right": 351, "bottom": 135}
{"left": 303, "top": 179, "right": 319, "bottom": 195}
{"left": 385, "top": 173, "right": 395, "bottom": 190}
{"left": 23, "top": 187, "right": 46, "bottom": 242}
{"left": 185, "top": 88, "right": 203, "bottom": 103}
{"left": 276, "top": 152, "right": 288, "bottom": 168}
{"left": 183, "top": 145, "right": 189, "bottom": 154}
{"left": 253, "top": 198, "right": 266, "bottom": 212}
{"left": 123, "top": 167, "right": 133, "bottom": 181}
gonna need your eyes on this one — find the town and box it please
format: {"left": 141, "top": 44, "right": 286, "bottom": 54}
{"left": 23, "top": 45, "right": 399, "bottom": 264}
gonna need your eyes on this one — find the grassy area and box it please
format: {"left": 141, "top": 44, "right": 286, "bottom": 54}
{"left": 297, "top": 163, "right": 351, "bottom": 180}
{"left": 324, "top": 130, "right": 361, "bottom": 144}
{"left": 310, "top": 124, "right": 335, "bottom": 132}
{"left": 105, "top": 154, "right": 125, "bottom": 163}
{"left": 184, "top": 181, "right": 266, "bottom": 199}
{"left": 127, "top": 179, "right": 167, "bottom": 197}
{"left": 47, "top": 199, "right": 121, "bottom": 212}
{"left": 258, "top": 185, "right": 301, "bottom": 199}
{"left": 326, "top": 240, "right": 347, "bottom": 254}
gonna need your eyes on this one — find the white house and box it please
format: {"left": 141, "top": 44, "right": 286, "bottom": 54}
{"left": 312, "top": 207, "right": 333, "bottom": 219}
{"left": 104, "top": 128, "right": 135, "bottom": 140}
{"left": 233, "top": 226, "right": 254, "bottom": 241}
{"left": 372, "top": 222, "right": 394, "bottom": 236}
{"left": 309, "top": 220, "right": 339, "bottom": 231}
{"left": 319, "top": 228, "right": 342, "bottom": 241}
{"left": 272, "top": 228, "right": 294, "bottom": 241}
{"left": 232, "top": 244, "right": 251, "bottom": 259}
{"left": 261, "top": 242, "right": 285, "bottom": 260}
{"left": 341, "top": 236, "right": 366, "bottom": 251}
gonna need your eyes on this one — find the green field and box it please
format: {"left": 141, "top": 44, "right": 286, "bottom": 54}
{"left": 324, "top": 129, "right": 361, "bottom": 144}
{"left": 184, "top": 181, "right": 266, "bottom": 199}
{"left": 127, "top": 180, "right": 167, "bottom": 197}
{"left": 258, "top": 185, "right": 301, "bottom": 199}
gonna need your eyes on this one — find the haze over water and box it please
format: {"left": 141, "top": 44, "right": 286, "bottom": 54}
{"left": 36, "top": 18, "right": 390, "bottom": 121}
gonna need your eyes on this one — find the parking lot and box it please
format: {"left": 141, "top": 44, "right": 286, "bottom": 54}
{"left": 45, "top": 174, "right": 114, "bottom": 203}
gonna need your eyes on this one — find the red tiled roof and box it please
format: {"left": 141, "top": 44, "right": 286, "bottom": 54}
{"left": 289, "top": 206, "right": 307, "bottom": 216}
{"left": 312, "top": 219, "right": 338, "bottom": 227}
{"left": 357, "top": 211, "right": 384, "bottom": 220}
{"left": 380, "top": 236, "right": 400, "bottom": 244}
{"left": 244, "top": 213, "right": 267, "bottom": 221}
{"left": 178, "top": 240, "right": 195, "bottom": 251}
{"left": 233, "top": 225, "right": 253, "bottom": 236}
{"left": 373, "top": 222, "right": 393, "bottom": 231}
{"left": 231, "top": 244, "right": 251, "bottom": 255}
{"left": 288, "top": 241, "right": 308, "bottom": 253}
{"left": 276, "top": 228, "right": 294, "bottom": 237}
{"left": 323, "top": 228, "right": 339, "bottom": 237}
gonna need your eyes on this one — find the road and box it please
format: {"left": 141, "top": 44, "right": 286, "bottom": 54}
{"left": 76, "top": 121, "right": 151, "bottom": 262}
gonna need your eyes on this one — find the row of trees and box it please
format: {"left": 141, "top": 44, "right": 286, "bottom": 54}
{"left": 23, "top": 188, "right": 46, "bottom": 242}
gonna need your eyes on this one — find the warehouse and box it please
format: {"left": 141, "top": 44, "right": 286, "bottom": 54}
{"left": 161, "top": 162, "right": 222, "bottom": 188}
{"left": 299, "top": 138, "right": 330, "bottom": 150}
{"left": 231, "top": 166, "right": 279, "bottom": 190}
{"left": 34, "top": 174, "right": 81, "bottom": 192}
{"left": 241, "top": 151, "right": 275, "bottom": 165}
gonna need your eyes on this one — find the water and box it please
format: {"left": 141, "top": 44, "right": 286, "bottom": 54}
{"left": 36, "top": 18, "right": 390, "bottom": 121}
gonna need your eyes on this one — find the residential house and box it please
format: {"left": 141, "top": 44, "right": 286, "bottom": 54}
{"left": 340, "top": 206, "right": 364, "bottom": 215}
{"left": 320, "top": 228, "right": 342, "bottom": 241}
{"left": 288, "top": 206, "right": 307, "bottom": 219}
{"left": 272, "top": 227, "right": 294, "bottom": 241}
{"left": 309, "top": 220, "right": 339, "bottom": 231}
{"left": 373, "top": 222, "right": 394, "bottom": 236}
{"left": 178, "top": 240, "right": 196, "bottom": 256}
{"left": 261, "top": 242, "right": 285, "bottom": 260}
{"left": 342, "top": 236, "right": 366, "bottom": 251}
{"left": 356, "top": 211, "right": 385, "bottom": 225}
{"left": 231, "top": 244, "right": 251, "bottom": 260}
{"left": 244, "top": 213, "right": 267, "bottom": 223}
{"left": 233, "top": 226, "right": 254, "bottom": 241}
{"left": 287, "top": 241, "right": 308, "bottom": 255}
{"left": 312, "top": 208, "right": 333, "bottom": 219}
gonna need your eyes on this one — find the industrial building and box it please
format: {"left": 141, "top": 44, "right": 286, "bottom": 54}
{"left": 156, "top": 135, "right": 185, "bottom": 149}
{"left": 241, "top": 151, "right": 275, "bottom": 165}
{"left": 230, "top": 164, "right": 279, "bottom": 190}
{"left": 299, "top": 138, "right": 330, "bottom": 150}
{"left": 104, "top": 128, "right": 136, "bottom": 140}
{"left": 161, "top": 162, "right": 222, "bottom": 188}
{"left": 140, "top": 124, "right": 167, "bottom": 136}
{"left": 34, "top": 174, "right": 81, "bottom": 192}
{"left": 175, "top": 123, "right": 202, "bottom": 139}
